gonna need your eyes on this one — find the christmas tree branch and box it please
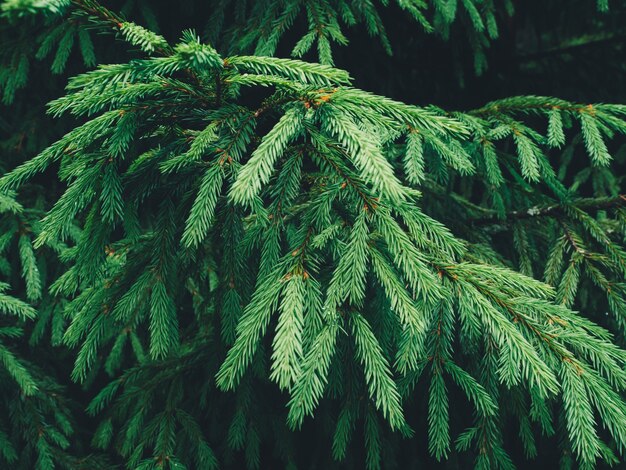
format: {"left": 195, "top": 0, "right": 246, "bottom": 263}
{"left": 70, "top": 0, "right": 123, "bottom": 29}
{"left": 470, "top": 96, "right": 602, "bottom": 116}
{"left": 471, "top": 195, "right": 626, "bottom": 225}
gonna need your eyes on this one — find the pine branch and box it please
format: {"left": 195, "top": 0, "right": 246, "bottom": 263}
{"left": 471, "top": 96, "right": 604, "bottom": 116}
{"left": 70, "top": 0, "right": 124, "bottom": 30}
{"left": 2, "top": 1, "right": 626, "bottom": 467}
{"left": 472, "top": 195, "right": 626, "bottom": 225}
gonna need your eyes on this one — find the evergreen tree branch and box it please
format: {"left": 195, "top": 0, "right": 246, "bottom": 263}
{"left": 472, "top": 195, "right": 626, "bottom": 225}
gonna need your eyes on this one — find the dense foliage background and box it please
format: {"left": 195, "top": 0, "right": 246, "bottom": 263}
{"left": 1, "top": 1, "right": 626, "bottom": 468}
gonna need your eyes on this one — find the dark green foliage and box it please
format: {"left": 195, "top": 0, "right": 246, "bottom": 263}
{"left": 1, "top": 0, "right": 626, "bottom": 468}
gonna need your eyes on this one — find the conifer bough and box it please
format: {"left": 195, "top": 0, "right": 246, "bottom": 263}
{"left": 1, "top": 0, "right": 626, "bottom": 469}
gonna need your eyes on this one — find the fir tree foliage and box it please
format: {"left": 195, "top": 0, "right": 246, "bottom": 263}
{"left": 1, "top": 0, "right": 626, "bottom": 468}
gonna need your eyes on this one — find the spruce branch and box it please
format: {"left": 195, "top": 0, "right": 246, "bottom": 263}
{"left": 472, "top": 195, "right": 626, "bottom": 225}
{"left": 1, "top": 1, "right": 626, "bottom": 467}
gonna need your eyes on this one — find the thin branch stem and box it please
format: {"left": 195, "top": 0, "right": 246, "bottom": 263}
{"left": 472, "top": 195, "right": 626, "bottom": 225}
